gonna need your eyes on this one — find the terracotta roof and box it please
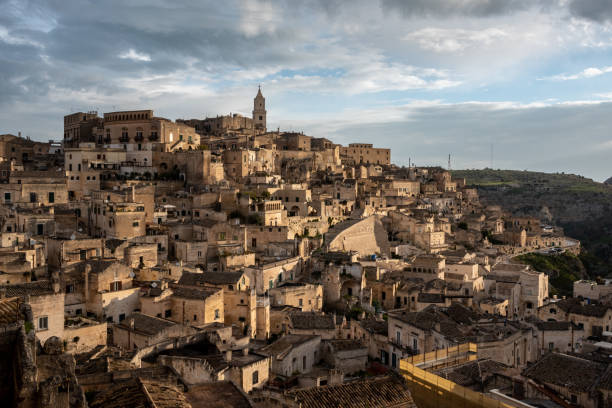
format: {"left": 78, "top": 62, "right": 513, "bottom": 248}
{"left": 325, "top": 339, "right": 366, "bottom": 352}
{"left": 260, "top": 334, "right": 320, "bottom": 359}
{"left": 89, "top": 377, "right": 191, "bottom": 408}
{"left": 289, "top": 312, "right": 336, "bottom": 330}
{"left": 435, "top": 358, "right": 510, "bottom": 388}
{"left": 535, "top": 321, "right": 579, "bottom": 331}
{"left": 417, "top": 293, "right": 446, "bottom": 304}
{"left": 552, "top": 298, "right": 611, "bottom": 318}
{"left": 179, "top": 271, "right": 244, "bottom": 286}
{"left": 119, "top": 313, "right": 176, "bottom": 336}
{"left": 0, "top": 297, "right": 24, "bottom": 325}
{"left": 1, "top": 281, "right": 56, "bottom": 298}
{"left": 523, "top": 353, "right": 607, "bottom": 392}
{"left": 186, "top": 382, "right": 253, "bottom": 408}
{"left": 171, "top": 285, "right": 220, "bottom": 300}
{"left": 286, "top": 375, "right": 417, "bottom": 408}
{"left": 358, "top": 319, "right": 388, "bottom": 336}
{"left": 105, "top": 238, "right": 126, "bottom": 251}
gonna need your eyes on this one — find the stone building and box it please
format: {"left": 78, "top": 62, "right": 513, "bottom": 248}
{"left": 260, "top": 334, "right": 321, "bottom": 377}
{"left": 113, "top": 312, "right": 198, "bottom": 351}
{"left": 339, "top": 143, "right": 390, "bottom": 165}
{"left": 169, "top": 285, "right": 224, "bottom": 327}
{"left": 269, "top": 282, "right": 323, "bottom": 312}
{"left": 2, "top": 280, "right": 64, "bottom": 343}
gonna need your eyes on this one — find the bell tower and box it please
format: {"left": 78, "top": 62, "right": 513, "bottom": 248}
{"left": 252, "top": 85, "right": 267, "bottom": 132}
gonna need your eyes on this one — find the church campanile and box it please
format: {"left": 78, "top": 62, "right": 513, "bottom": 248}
{"left": 252, "top": 85, "right": 267, "bottom": 132}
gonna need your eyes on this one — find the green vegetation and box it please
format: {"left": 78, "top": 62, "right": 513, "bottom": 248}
{"left": 24, "top": 321, "right": 33, "bottom": 334}
{"left": 452, "top": 169, "right": 612, "bottom": 279}
{"left": 514, "top": 252, "right": 585, "bottom": 297}
{"left": 452, "top": 169, "right": 609, "bottom": 193}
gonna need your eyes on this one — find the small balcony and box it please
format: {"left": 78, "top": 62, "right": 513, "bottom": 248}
{"left": 148, "top": 134, "right": 159, "bottom": 141}
{"left": 134, "top": 134, "right": 144, "bottom": 142}
{"left": 119, "top": 136, "right": 130, "bottom": 143}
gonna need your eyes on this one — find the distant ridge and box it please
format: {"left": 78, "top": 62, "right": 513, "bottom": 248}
{"left": 605, "top": 177, "right": 612, "bottom": 185}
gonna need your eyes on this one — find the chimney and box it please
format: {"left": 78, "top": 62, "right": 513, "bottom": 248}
{"left": 131, "top": 186, "right": 136, "bottom": 203}
{"left": 129, "top": 318, "right": 135, "bottom": 329}
{"left": 225, "top": 349, "right": 232, "bottom": 362}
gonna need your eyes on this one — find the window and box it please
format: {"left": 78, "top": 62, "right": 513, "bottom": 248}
{"left": 165, "top": 309, "right": 172, "bottom": 318}
{"left": 303, "top": 356, "right": 307, "bottom": 370}
{"left": 132, "top": 221, "right": 139, "bottom": 227}
{"left": 218, "top": 232, "right": 226, "bottom": 240}
{"left": 38, "top": 316, "right": 48, "bottom": 331}
{"left": 214, "top": 309, "right": 220, "bottom": 319}
{"left": 66, "top": 284, "right": 75, "bottom": 293}
{"left": 4, "top": 192, "right": 11, "bottom": 202}
{"left": 548, "top": 342, "right": 554, "bottom": 351}
{"left": 193, "top": 314, "right": 197, "bottom": 321}
{"left": 110, "top": 281, "right": 122, "bottom": 291}
{"left": 299, "top": 299, "right": 303, "bottom": 307}
{"left": 396, "top": 331, "right": 401, "bottom": 344}
{"left": 48, "top": 192, "right": 54, "bottom": 203}
{"left": 119, "top": 313, "right": 126, "bottom": 322}
{"left": 252, "top": 370, "right": 259, "bottom": 384}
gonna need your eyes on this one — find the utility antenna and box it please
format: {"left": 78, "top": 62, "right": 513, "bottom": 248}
{"left": 490, "top": 143, "right": 494, "bottom": 169}
{"left": 448, "top": 154, "right": 451, "bottom": 171}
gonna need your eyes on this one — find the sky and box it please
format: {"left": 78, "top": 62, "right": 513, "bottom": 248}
{"left": 1, "top": 0, "right": 612, "bottom": 181}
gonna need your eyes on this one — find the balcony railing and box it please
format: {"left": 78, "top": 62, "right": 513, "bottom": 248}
{"left": 119, "top": 136, "right": 130, "bottom": 143}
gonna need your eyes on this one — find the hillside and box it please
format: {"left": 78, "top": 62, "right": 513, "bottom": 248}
{"left": 452, "top": 169, "right": 612, "bottom": 278}
{"left": 513, "top": 253, "right": 587, "bottom": 297}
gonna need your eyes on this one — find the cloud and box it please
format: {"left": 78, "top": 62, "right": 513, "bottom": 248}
{"left": 118, "top": 49, "right": 151, "bottom": 62}
{"left": 541, "top": 66, "right": 612, "bottom": 81}
{"left": 405, "top": 27, "right": 508, "bottom": 53}
{"left": 568, "top": 0, "right": 612, "bottom": 23}
{"left": 297, "top": 99, "right": 612, "bottom": 181}
{"left": 1, "top": 0, "right": 612, "bottom": 183}
{"left": 380, "top": 0, "right": 550, "bottom": 18}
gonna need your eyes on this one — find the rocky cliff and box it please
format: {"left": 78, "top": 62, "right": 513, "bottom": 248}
{"left": 452, "top": 169, "right": 612, "bottom": 278}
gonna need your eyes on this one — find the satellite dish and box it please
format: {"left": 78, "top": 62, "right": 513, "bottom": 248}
{"left": 151, "top": 282, "right": 157, "bottom": 288}
{"left": 129, "top": 271, "right": 135, "bottom": 278}
{"left": 70, "top": 233, "right": 76, "bottom": 240}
